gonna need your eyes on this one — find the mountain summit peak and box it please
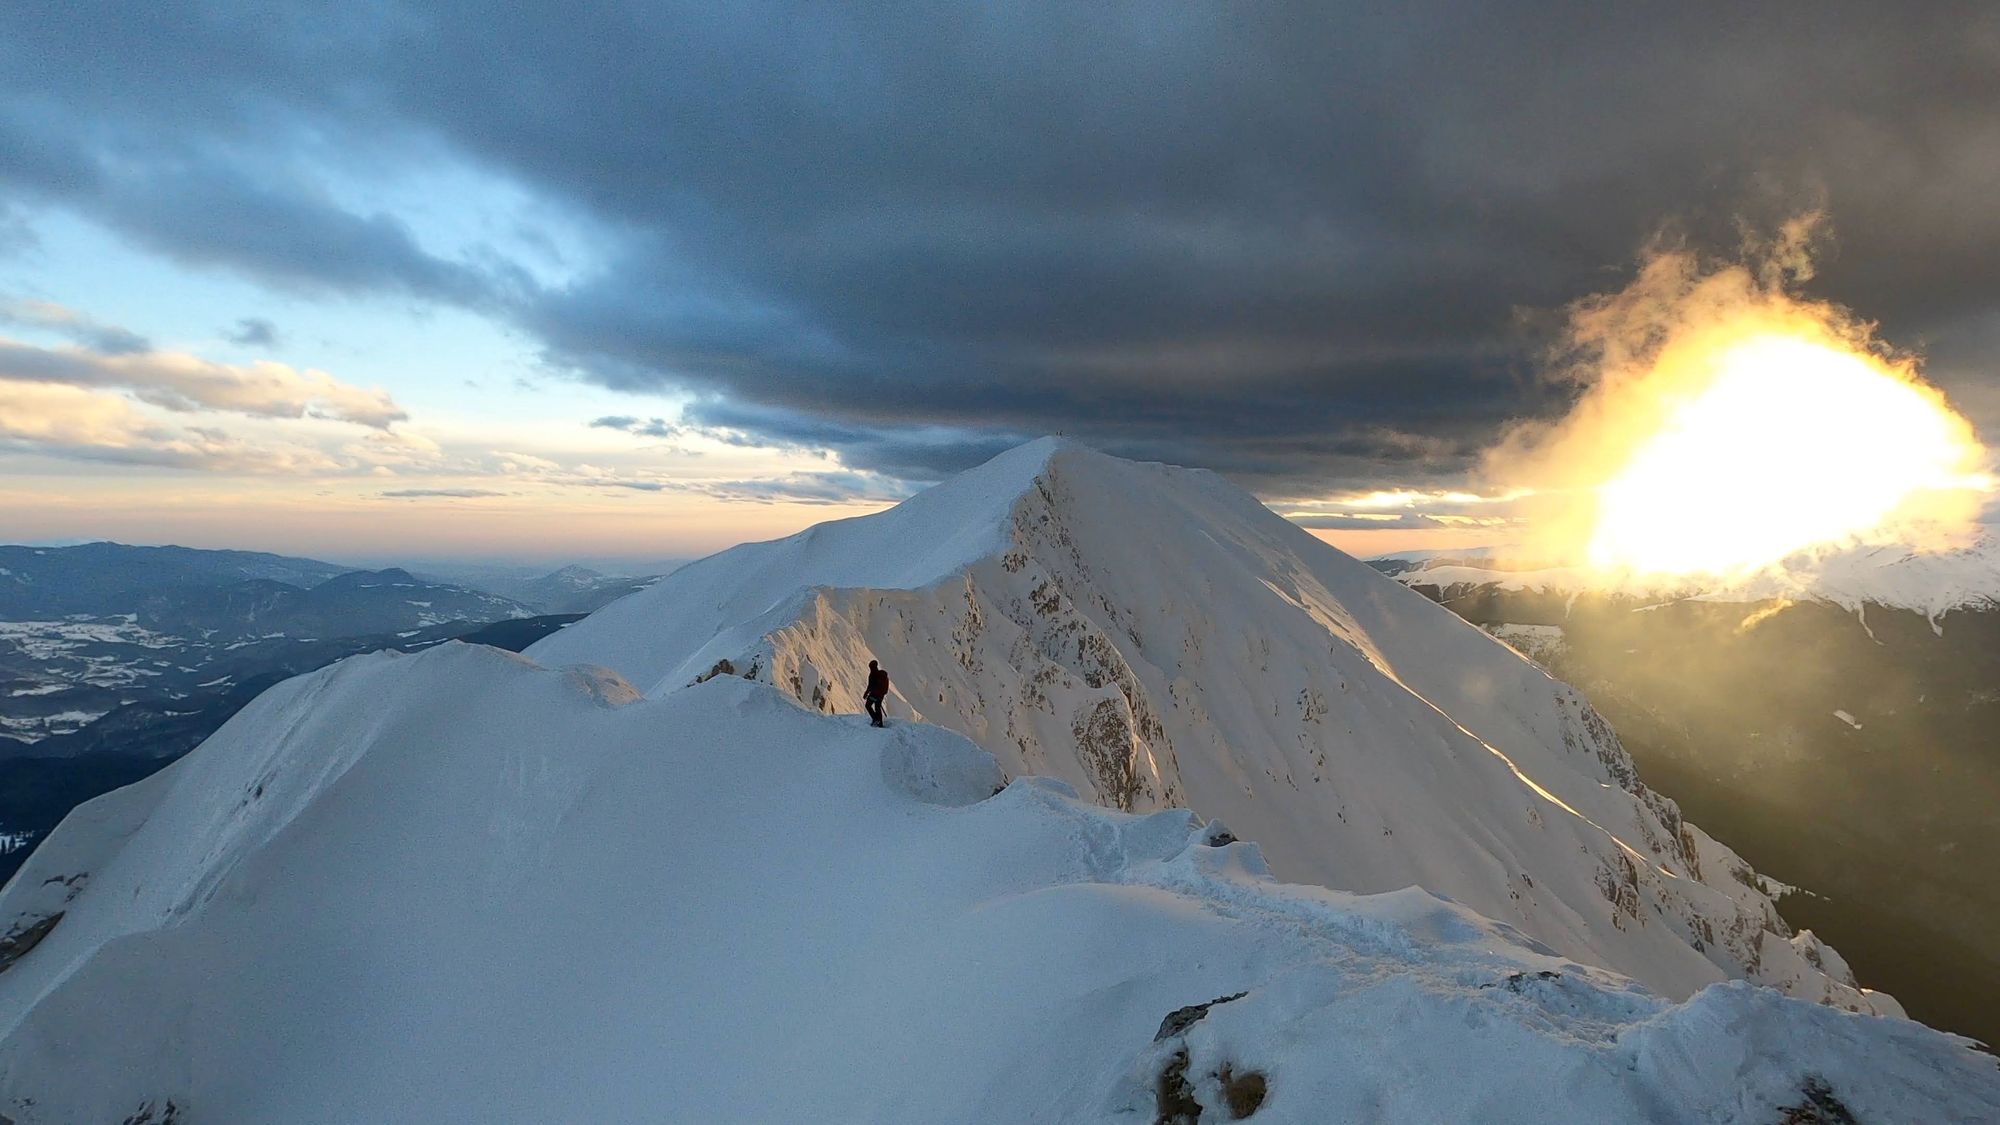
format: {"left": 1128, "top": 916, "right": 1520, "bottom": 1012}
{"left": 529, "top": 441, "right": 1891, "bottom": 1014}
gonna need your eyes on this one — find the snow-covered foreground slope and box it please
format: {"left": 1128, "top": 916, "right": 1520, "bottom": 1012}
{"left": 532, "top": 439, "right": 1890, "bottom": 1012}
{"left": 2, "top": 645, "right": 1994, "bottom": 1122}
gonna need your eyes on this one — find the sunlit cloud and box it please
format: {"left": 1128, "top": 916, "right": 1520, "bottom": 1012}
{"left": 0, "top": 296, "right": 151, "bottom": 354}
{"left": 696, "top": 470, "right": 913, "bottom": 506}
{"left": 0, "top": 336, "right": 405, "bottom": 428}
{"left": 482, "top": 417, "right": 907, "bottom": 504}
{"left": 1277, "top": 481, "right": 1533, "bottom": 540}
{"left": 0, "top": 300, "right": 420, "bottom": 475}
{"left": 495, "top": 451, "right": 563, "bottom": 474}
{"left": 1482, "top": 216, "right": 1993, "bottom": 582}
{"left": 0, "top": 379, "right": 174, "bottom": 448}
{"left": 589, "top": 414, "right": 682, "bottom": 439}
{"left": 1305, "top": 487, "right": 1530, "bottom": 511}
{"left": 0, "top": 380, "right": 343, "bottom": 473}
{"left": 1287, "top": 512, "right": 1455, "bottom": 531}
{"left": 342, "top": 429, "right": 444, "bottom": 471}
{"left": 381, "top": 488, "right": 510, "bottom": 499}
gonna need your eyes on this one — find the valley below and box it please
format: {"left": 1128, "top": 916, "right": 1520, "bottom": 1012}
{"left": 0, "top": 544, "right": 655, "bottom": 882}
{"left": 1387, "top": 559, "right": 2000, "bottom": 1046}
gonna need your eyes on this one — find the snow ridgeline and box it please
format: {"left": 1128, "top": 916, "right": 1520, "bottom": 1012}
{"left": 1, "top": 645, "right": 1994, "bottom": 1122}
{"left": 532, "top": 438, "right": 1892, "bottom": 1013}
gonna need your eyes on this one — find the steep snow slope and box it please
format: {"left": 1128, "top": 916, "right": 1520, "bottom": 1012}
{"left": 533, "top": 438, "right": 1891, "bottom": 1011}
{"left": 1, "top": 644, "right": 1993, "bottom": 1122}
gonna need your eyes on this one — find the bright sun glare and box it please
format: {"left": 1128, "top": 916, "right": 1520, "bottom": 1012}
{"left": 1586, "top": 333, "right": 1989, "bottom": 578}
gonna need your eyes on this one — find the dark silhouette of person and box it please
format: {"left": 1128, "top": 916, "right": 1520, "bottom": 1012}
{"left": 863, "top": 660, "right": 889, "bottom": 727}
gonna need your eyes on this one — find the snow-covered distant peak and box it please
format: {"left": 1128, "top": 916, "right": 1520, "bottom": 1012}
{"left": 1376, "top": 535, "right": 2000, "bottom": 624}
{"left": 1787, "top": 538, "right": 2000, "bottom": 621}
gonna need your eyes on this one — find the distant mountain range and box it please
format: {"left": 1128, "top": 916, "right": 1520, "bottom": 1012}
{"left": 0, "top": 551, "right": 541, "bottom": 746}
{"left": 457, "top": 564, "right": 660, "bottom": 615}
{"left": 1373, "top": 546, "right": 2000, "bottom": 1046}
{"left": 0, "top": 542, "right": 635, "bottom": 884}
{"left": 1372, "top": 536, "right": 2000, "bottom": 623}
{"left": 128, "top": 567, "right": 530, "bottom": 640}
{"left": 0, "top": 542, "right": 351, "bottom": 618}
{"left": 0, "top": 541, "right": 662, "bottom": 623}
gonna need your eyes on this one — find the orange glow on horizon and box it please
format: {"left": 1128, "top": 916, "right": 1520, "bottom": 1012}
{"left": 0, "top": 475, "right": 895, "bottom": 564}
{"left": 1304, "top": 526, "right": 1503, "bottom": 559}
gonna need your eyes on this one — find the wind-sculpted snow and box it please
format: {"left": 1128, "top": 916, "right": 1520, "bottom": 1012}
{"left": 1, "top": 645, "right": 1993, "bottom": 1122}
{"left": 532, "top": 438, "right": 1895, "bottom": 1012}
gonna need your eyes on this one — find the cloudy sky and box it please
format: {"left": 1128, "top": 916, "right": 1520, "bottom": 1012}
{"left": 2, "top": 3, "right": 1996, "bottom": 564}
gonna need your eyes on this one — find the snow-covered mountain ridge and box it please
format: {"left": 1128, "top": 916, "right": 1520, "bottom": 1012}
{"left": 2, "top": 645, "right": 1993, "bottom": 1122}
{"left": 3, "top": 438, "right": 1994, "bottom": 1120}
{"left": 533, "top": 438, "right": 1884, "bottom": 1011}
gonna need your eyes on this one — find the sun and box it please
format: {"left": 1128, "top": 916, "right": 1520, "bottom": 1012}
{"left": 1481, "top": 227, "right": 1994, "bottom": 583}
{"left": 1585, "top": 332, "right": 1988, "bottom": 578}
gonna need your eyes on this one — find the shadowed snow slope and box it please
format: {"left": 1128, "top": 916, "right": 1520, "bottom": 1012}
{"left": 1, "top": 645, "right": 1994, "bottom": 1122}
{"left": 530, "top": 438, "right": 1894, "bottom": 1012}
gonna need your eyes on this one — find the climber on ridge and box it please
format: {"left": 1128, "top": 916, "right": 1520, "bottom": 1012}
{"left": 863, "top": 659, "right": 889, "bottom": 728}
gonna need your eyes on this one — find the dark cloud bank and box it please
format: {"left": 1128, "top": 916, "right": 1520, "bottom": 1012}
{"left": 5, "top": 2, "right": 1997, "bottom": 495}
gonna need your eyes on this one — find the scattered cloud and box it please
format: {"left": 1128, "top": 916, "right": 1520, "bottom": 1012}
{"left": 459, "top": 444, "right": 906, "bottom": 506}
{"left": 341, "top": 428, "right": 444, "bottom": 471}
{"left": 381, "top": 487, "right": 509, "bottom": 498}
{"left": 1279, "top": 481, "right": 1534, "bottom": 534}
{"left": 0, "top": 379, "right": 340, "bottom": 473}
{"left": 1285, "top": 513, "right": 1456, "bottom": 531}
{"left": 0, "top": 203, "right": 34, "bottom": 257}
{"left": 495, "top": 451, "right": 563, "bottom": 474}
{"left": 590, "top": 414, "right": 682, "bottom": 439}
{"left": 0, "top": 299, "right": 416, "bottom": 476}
{"left": 0, "top": 297, "right": 151, "bottom": 354}
{"left": 225, "top": 316, "right": 280, "bottom": 348}
{"left": 0, "top": 336, "right": 405, "bottom": 428}
{"left": 695, "top": 470, "right": 913, "bottom": 506}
